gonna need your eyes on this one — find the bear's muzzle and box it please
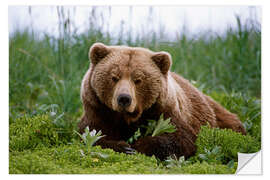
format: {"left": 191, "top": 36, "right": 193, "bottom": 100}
{"left": 117, "top": 93, "right": 132, "bottom": 108}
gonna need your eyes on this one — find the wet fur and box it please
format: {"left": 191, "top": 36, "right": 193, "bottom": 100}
{"left": 78, "top": 43, "right": 246, "bottom": 160}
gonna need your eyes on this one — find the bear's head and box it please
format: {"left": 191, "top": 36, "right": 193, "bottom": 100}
{"left": 89, "top": 43, "right": 172, "bottom": 124}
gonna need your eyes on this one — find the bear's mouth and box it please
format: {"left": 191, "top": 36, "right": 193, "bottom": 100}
{"left": 120, "top": 108, "right": 142, "bottom": 124}
{"left": 125, "top": 109, "right": 139, "bottom": 118}
{"left": 117, "top": 106, "right": 140, "bottom": 118}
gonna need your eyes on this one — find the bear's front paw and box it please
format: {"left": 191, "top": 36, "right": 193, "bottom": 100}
{"left": 132, "top": 136, "right": 174, "bottom": 160}
{"left": 114, "top": 141, "right": 136, "bottom": 155}
{"left": 132, "top": 136, "right": 157, "bottom": 155}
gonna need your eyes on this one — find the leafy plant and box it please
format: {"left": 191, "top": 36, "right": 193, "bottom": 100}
{"left": 127, "top": 114, "right": 176, "bottom": 144}
{"left": 198, "top": 146, "right": 223, "bottom": 164}
{"left": 164, "top": 155, "right": 190, "bottom": 168}
{"left": 227, "top": 160, "right": 235, "bottom": 169}
{"left": 151, "top": 114, "right": 176, "bottom": 137}
{"left": 127, "top": 128, "right": 141, "bottom": 144}
{"left": 142, "top": 120, "right": 156, "bottom": 137}
{"left": 75, "top": 127, "right": 105, "bottom": 151}
{"left": 75, "top": 127, "right": 109, "bottom": 159}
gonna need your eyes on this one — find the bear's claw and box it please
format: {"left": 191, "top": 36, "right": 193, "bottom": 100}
{"left": 124, "top": 147, "right": 136, "bottom": 154}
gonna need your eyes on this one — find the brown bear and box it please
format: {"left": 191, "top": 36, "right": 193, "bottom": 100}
{"left": 78, "top": 43, "right": 246, "bottom": 160}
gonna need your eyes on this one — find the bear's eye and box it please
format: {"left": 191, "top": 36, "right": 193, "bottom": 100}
{"left": 112, "top": 76, "right": 119, "bottom": 83}
{"left": 134, "top": 79, "right": 142, "bottom": 85}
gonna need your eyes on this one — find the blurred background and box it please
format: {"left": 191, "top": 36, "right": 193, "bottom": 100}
{"left": 9, "top": 6, "right": 261, "bottom": 131}
{"left": 9, "top": 6, "right": 261, "bottom": 39}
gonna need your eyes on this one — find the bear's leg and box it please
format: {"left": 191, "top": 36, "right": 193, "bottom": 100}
{"left": 132, "top": 118, "right": 197, "bottom": 160}
{"left": 78, "top": 113, "right": 136, "bottom": 154}
{"left": 204, "top": 95, "right": 246, "bottom": 134}
{"left": 132, "top": 133, "right": 196, "bottom": 160}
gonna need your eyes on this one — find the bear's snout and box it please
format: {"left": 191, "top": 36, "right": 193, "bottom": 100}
{"left": 112, "top": 79, "right": 137, "bottom": 114}
{"left": 117, "top": 94, "right": 132, "bottom": 108}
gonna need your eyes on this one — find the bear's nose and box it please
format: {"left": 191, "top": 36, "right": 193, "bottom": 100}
{"left": 117, "top": 94, "right": 132, "bottom": 108}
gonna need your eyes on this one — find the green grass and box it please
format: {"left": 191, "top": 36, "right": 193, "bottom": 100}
{"left": 9, "top": 145, "right": 162, "bottom": 174}
{"left": 9, "top": 12, "right": 260, "bottom": 174}
{"left": 195, "top": 126, "right": 260, "bottom": 164}
{"left": 10, "top": 113, "right": 257, "bottom": 174}
{"left": 9, "top": 143, "right": 236, "bottom": 174}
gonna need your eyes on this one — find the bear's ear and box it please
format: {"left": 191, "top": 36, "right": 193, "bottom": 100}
{"left": 151, "top": 51, "right": 172, "bottom": 75}
{"left": 89, "top": 43, "right": 111, "bottom": 65}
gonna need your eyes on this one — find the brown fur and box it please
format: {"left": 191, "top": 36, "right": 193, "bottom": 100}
{"left": 78, "top": 43, "right": 246, "bottom": 160}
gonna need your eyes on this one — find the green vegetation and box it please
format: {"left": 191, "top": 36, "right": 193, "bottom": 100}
{"left": 9, "top": 142, "right": 236, "bottom": 174}
{"left": 9, "top": 7, "right": 260, "bottom": 174}
{"left": 127, "top": 114, "right": 176, "bottom": 144}
{"left": 150, "top": 114, "right": 176, "bottom": 137}
{"left": 10, "top": 114, "right": 61, "bottom": 152}
{"left": 209, "top": 92, "right": 261, "bottom": 142}
{"left": 195, "top": 126, "right": 260, "bottom": 164}
{"left": 9, "top": 115, "right": 238, "bottom": 174}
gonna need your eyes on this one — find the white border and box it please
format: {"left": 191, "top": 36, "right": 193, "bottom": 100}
{"left": 6, "top": 0, "right": 265, "bottom": 6}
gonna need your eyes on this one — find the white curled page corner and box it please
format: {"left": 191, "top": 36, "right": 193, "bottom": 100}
{"left": 235, "top": 150, "right": 262, "bottom": 174}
